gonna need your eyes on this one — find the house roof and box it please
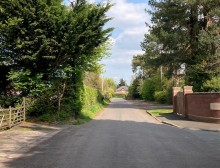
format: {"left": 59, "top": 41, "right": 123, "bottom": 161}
{"left": 116, "top": 86, "right": 128, "bottom": 92}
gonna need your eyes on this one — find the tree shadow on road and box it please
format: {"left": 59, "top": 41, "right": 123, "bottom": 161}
{"left": 2, "top": 119, "right": 220, "bottom": 168}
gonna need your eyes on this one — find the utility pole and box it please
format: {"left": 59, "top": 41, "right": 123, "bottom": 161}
{"left": 101, "top": 75, "right": 104, "bottom": 92}
{"left": 160, "top": 65, "right": 163, "bottom": 86}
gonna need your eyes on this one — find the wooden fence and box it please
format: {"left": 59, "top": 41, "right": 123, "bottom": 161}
{"left": 0, "top": 98, "right": 26, "bottom": 129}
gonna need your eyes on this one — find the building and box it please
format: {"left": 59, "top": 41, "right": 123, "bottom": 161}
{"left": 115, "top": 86, "right": 129, "bottom": 95}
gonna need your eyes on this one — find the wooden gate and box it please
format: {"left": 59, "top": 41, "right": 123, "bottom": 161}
{"left": 0, "top": 98, "right": 26, "bottom": 129}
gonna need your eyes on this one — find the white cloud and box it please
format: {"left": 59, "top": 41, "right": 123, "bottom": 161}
{"left": 64, "top": 0, "right": 151, "bottom": 83}
{"left": 100, "top": 0, "right": 150, "bottom": 83}
{"left": 107, "top": 0, "right": 148, "bottom": 29}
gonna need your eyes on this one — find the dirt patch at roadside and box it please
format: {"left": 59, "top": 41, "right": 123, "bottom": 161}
{"left": 0, "top": 122, "right": 70, "bottom": 167}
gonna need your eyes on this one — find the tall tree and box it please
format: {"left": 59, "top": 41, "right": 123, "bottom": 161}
{"left": 117, "top": 78, "right": 127, "bottom": 88}
{"left": 0, "top": 0, "right": 113, "bottom": 118}
{"left": 136, "top": 0, "right": 220, "bottom": 91}
{"left": 0, "top": 0, "right": 67, "bottom": 97}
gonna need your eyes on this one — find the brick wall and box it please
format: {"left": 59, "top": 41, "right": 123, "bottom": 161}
{"left": 176, "top": 92, "right": 184, "bottom": 116}
{"left": 173, "top": 86, "right": 220, "bottom": 123}
{"left": 186, "top": 93, "right": 220, "bottom": 123}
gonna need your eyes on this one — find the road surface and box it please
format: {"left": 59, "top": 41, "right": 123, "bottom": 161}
{"left": 3, "top": 98, "right": 220, "bottom": 168}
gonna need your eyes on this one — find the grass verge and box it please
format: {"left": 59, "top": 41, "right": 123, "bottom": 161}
{"left": 147, "top": 108, "right": 173, "bottom": 116}
{"left": 72, "top": 101, "right": 109, "bottom": 125}
{"left": 113, "top": 94, "right": 126, "bottom": 99}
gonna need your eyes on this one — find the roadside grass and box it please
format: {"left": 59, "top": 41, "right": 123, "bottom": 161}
{"left": 27, "top": 100, "right": 109, "bottom": 126}
{"left": 72, "top": 100, "right": 109, "bottom": 125}
{"left": 147, "top": 108, "right": 173, "bottom": 116}
{"left": 113, "top": 94, "right": 126, "bottom": 99}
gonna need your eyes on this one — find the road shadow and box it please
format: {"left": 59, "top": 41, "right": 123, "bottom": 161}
{"left": 107, "top": 99, "right": 172, "bottom": 110}
{"left": 18, "top": 125, "right": 61, "bottom": 132}
{"left": 158, "top": 113, "right": 187, "bottom": 121}
{"left": 2, "top": 119, "right": 220, "bottom": 168}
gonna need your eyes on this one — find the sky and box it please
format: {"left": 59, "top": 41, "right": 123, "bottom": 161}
{"left": 63, "top": 0, "right": 151, "bottom": 84}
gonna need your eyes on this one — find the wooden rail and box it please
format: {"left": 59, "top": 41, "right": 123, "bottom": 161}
{"left": 0, "top": 98, "right": 26, "bottom": 129}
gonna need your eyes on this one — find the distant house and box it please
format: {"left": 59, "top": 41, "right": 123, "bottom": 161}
{"left": 115, "top": 86, "right": 128, "bottom": 95}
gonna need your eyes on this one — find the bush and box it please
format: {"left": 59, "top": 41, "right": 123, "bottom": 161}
{"left": 83, "top": 86, "right": 103, "bottom": 107}
{"left": 128, "top": 78, "right": 142, "bottom": 99}
{"left": 27, "top": 85, "right": 106, "bottom": 122}
{"left": 37, "top": 111, "right": 72, "bottom": 122}
{"left": 141, "top": 79, "right": 155, "bottom": 101}
{"left": 114, "top": 94, "right": 126, "bottom": 98}
{"left": 77, "top": 86, "right": 106, "bottom": 121}
{"left": 28, "top": 93, "right": 56, "bottom": 117}
{"left": 165, "top": 87, "right": 173, "bottom": 104}
{"left": 154, "top": 90, "right": 167, "bottom": 104}
{"left": 204, "top": 77, "right": 220, "bottom": 92}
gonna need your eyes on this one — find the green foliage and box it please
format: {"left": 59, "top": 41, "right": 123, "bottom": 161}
{"left": 147, "top": 108, "right": 173, "bottom": 117}
{"left": 8, "top": 70, "right": 47, "bottom": 96}
{"left": 83, "top": 86, "right": 103, "bottom": 107}
{"left": 154, "top": 91, "right": 167, "bottom": 104}
{"left": 141, "top": 79, "right": 155, "bottom": 101}
{"left": 80, "top": 103, "right": 104, "bottom": 121}
{"left": 37, "top": 112, "right": 72, "bottom": 122}
{"left": 84, "top": 72, "right": 102, "bottom": 90}
{"left": 132, "top": 0, "right": 220, "bottom": 92}
{"left": 103, "top": 78, "right": 116, "bottom": 100}
{"left": 204, "top": 77, "right": 220, "bottom": 92}
{"left": 74, "top": 86, "right": 106, "bottom": 124}
{"left": 0, "top": 0, "right": 113, "bottom": 119}
{"left": 129, "top": 71, "right": 173, "bottom": 104}
{"left": 117, "top": 78, "right": 127, "bottom": 88}
{"left": 128, "top": 78, "right": 142, "bottom": 99}
{"left": 114, "top": 94, "right": 126, "bottom": 99}
{"left": 141, "top": 73, "right": 161, "bottom": 101}
{"left": 165, "top": 86, "right": 173, "bottom": 104}
{"left": 28, "top": 93, "right": 56, "bottom": 117}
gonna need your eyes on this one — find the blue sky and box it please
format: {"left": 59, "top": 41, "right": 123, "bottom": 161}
{"left": 64, "top": 0, "right": 151, "bottom": 84}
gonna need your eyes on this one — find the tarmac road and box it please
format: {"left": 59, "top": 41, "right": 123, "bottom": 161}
{"left": 3, "top": 98, "right": 220, "bottom": 168}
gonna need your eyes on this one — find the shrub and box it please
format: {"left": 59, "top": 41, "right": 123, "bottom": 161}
{"left": 128, "top": 78, "right": 142, "bottom": 99}
{"left": 28, "top": 93, "right": 56, "bottom": 117}
{"left": 27, "top": 85, "right": 106, "bottom": 122}
{"left": 165, "top": 86, "right": 173, "bottom": 104}
{"left": 204, "top": 77, "right": 220, "bottom": 92}
{"left": 154, "top": 90, "right": 167, "bottom": 104}
{"left": 141, "top": 79, "right": 155, "bottom": 101}
{"left": 83, "top": 86, "right": 103, "bottom": 107}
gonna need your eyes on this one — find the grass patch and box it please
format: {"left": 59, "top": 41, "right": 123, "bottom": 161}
{"left": 113, "top": 94, "right": 126, "bottom": 98}
{"left": 72, "top": 102, "right": 107, "bottom": 125}
{"left": 147, "top": 108, "right": 173, "bottom": 116}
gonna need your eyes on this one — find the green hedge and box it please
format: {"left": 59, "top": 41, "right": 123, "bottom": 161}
{"left": 78, "top": 86, "right": 105, "bottom": 121}
{"left": 154, "top": 91, "right": 167, "bottom": 104}
{"left": 83, "top": 86, "right": 103, "bottom": 107}
{"left": 27, "top": 85, "right": 105, "bottom": 122}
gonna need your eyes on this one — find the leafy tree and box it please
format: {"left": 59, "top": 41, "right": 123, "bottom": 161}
{"left": 0, "top": 0, "right": 113, "bottom": 119}
{"left": 103, "top": 78, "right": 116, "bottom": 99}
{"left": 0, "top": 0, "right": 67, "bottom": 98}
{"left": 134, "top": 0, "right": 220, "bottom": 91}
{"left": 117, "top": 78, "right": 127, "bottom": 88}
{"left": 204, "top": 77, "right": 220, "bottom": 92}
{"left": 84, "top": 72, "right": 102, "bottom": 90}
{"left": 128, "top": 77, "right": 142, "bottom": 99}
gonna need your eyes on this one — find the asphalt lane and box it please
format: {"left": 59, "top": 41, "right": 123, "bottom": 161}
{"left": 4, "top": 98, "right": 220, "bottom": 168}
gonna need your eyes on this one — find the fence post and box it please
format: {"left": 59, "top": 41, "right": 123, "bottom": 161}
{"left": 173, "top": 87, "right": 182, "bottom": 114}
{"left": 183, "top": 86, "right": 193, "bottom": 118}
{"left": 23, "top": 97, "right": 26, "bottom": 122}
{"left": 8, "top": 106, "right": 12, "bottom": 128}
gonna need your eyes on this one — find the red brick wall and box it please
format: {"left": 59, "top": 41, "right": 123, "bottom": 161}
{"left": 173, "top": 87, "right": 182, "bottom": 114}
{"left": 176, "top": 92, "right": 184, "bottom": 116}
{"left": 186, "top": 93, "right": 220, "bottom": 123}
